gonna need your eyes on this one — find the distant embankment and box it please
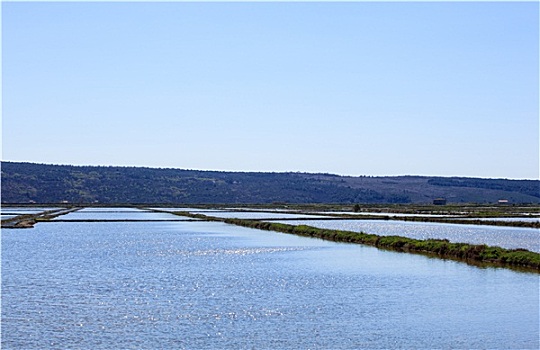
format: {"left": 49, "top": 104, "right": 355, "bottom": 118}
{"left": 223, "top": 219, "right": 540, "bottom": 272}
{"left": 1, "top": 161, "right": 539, "bottom": 204}
{"left": 167, "top": 211, "right": 540, "bottom": 272}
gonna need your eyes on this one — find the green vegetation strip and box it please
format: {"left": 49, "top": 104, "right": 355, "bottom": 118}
{"left": 368, "top": 216, "right": 540, "bottom": 229}
{"left": 262, "top": 213, "right": 540, "bottom": 229}
{"left": 225, "top": 219, "right": 540, "bottom": 272}
{"left": 173, "top": 211, "right": 540, "bottom": 273}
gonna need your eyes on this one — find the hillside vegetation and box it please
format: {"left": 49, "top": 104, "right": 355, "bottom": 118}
{"left": 1, "top": 162, "right": 538, "bottom": 204}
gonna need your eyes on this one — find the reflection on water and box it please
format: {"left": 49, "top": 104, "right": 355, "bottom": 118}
{"left": 202, "top": 211, "right": 329, "bottom": 219}
{"left": 2, "top": 216, "right": 538, "bottom": 349}
{"left": 0, "top": 207, "right": 63, "bottom": 215}
{"left": 151, "top": 207, "right": 226, "bottom": 212}
{"left": 274, "top": 219, "right": 540, "bottom": 252}
{"left": 77, "top": 207, "right": 150, "bottom": 212}
{"left": 52, "top": 208, "right": 189, "bottom": 221}
{"left": 318, "top": 211, "right": 453, "bottom": 217}
{"left": 462, "top": 217, "right": 540, "bottom": 223}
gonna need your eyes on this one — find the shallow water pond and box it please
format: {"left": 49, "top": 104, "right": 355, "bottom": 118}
{"left": 275, "top": 219, "right": 540, "bottom": 252}
{"left": 2, "top": 215, "right": 538, "bottom": 349}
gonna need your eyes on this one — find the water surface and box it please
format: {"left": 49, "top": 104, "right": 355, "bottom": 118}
{"left": 462, "top": 217, "right": 540, "bottom": 223}
{"left": 52, "top": 208, "right": 190, "bottom": 221}
{"left": 274, "top": 219, "right": 540, "bottom": 252}
{"left": 2, "top": 214, "right": 538, "bottom": 349}
{"left": 0, "top": 207, "right": 63, "bottom": 215}
{"left": 202, "top": 211, "right": 330, "bottom": 220}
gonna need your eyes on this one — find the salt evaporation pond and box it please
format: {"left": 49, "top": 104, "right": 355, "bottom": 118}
{"left": 52, "top": 208, "right": 194, "bottom": 221}
{"left": 2, "top": 213, "right": 538, "bottom": 349}
{"left": 462, "top": 217, "right": 540, "bottom": 223}
{"left": 150, "top": 208, "right": 226, "bottom": 212}
{"left": 0, "top": 207, "right": 63, "bottom": 215}
{"left": 201, "top": 211, "right": 330, "bottom": 220}
{"left": 76, "top": 207, "right": 151, "bottom": 212}
{"left": 274, "top": 219, "right": 540, "bottom": 252}
{"left": 318, "top": 211, "right": 454, "bottom": 218}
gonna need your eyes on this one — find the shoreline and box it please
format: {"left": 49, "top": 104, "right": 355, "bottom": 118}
{"left": 172, "top": 211, "right": 540, "bottom": 273}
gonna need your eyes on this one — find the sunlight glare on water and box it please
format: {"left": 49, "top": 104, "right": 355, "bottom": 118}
{"left": 2, "top": 212, "right": 539, "bottom": 349}
{"left": 274, "top": 219, "right": 540, "bottom": 253}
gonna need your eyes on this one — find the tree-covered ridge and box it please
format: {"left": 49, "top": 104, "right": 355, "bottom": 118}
{"left": 427, "top": 178, "right": 539, "bottom": 198}
{"left": 1, "top": 161, "right": 539, "bottom": 204}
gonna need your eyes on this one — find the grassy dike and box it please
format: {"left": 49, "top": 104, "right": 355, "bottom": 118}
{"left": 175, "top": 212, "right": 540, "bottom": 273}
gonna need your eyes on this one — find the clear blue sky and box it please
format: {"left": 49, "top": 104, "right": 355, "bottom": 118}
{"left": 2, "top": 1, "right": 538, "bottom": 179}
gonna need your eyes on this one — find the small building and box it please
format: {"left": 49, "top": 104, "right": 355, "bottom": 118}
{"left": 433, "top": 198, "right": 447, "bottom": 205}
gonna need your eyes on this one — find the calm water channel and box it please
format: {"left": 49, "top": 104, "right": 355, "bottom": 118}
{"left": 273, "top": 219, "right": 540, "bottom": 253}
{"left": 2, "top": 209, "right": 539, "bottom": 349}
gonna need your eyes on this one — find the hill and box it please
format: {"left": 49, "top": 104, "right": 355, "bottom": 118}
{"left": 1, "top": 162, "right": 538, "bottom": 204}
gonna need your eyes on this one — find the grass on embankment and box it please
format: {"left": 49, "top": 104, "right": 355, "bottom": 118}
{"left": 152, "top": 210, "right": 540, "bottom": 272}
{"left": 221, "top": 218, "right": 540, "bottom": 272}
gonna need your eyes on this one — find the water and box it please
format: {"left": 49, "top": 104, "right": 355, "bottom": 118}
{"left": 76, "top": 207, "right": 148, "bottom": 212}
{"left": 0, "top": 207, "right": 63, "bottom": 215}
{"left": 201, "top": 211, "right": 330, "bottom": 220}
{"left": 225, "top": 208, "right": 300, "bottom": 212}
{"left": 1, "top": 207, "right": 63, "bottom": 220}
{"left": 462, "top": 217, "right": 540, "bottom": 223}
{"left": 2, "top": 213, "right": 539, "bottom": 349}
{"left": 51, "top": 208, "right": 192, "bottom": 221}
{"left": 318, "top": 211, "right": 454, "bottom": 218}
{"left": 151, "top": 208, "right": 226, "bottom": 212}
{"left": 276, "top": 219, "right": 540, "bottom": 253}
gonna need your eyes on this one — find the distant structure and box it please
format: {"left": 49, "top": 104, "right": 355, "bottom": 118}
{"left": 433, "top": 198, "right": 447, "bottom": 205}
{"left": 498, "top": 199, "right": 509, "bottom": 205}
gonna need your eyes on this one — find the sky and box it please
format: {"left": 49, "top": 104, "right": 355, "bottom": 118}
{"left": 2, "top": 1, "right": 538, "bottom": 179}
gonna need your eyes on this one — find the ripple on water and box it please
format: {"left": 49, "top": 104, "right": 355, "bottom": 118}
{"left": 2, "top": 220, "right": 538, "bottom": 349}
{"left": 272, "top": 219, "right": 540, "bottom": 252}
